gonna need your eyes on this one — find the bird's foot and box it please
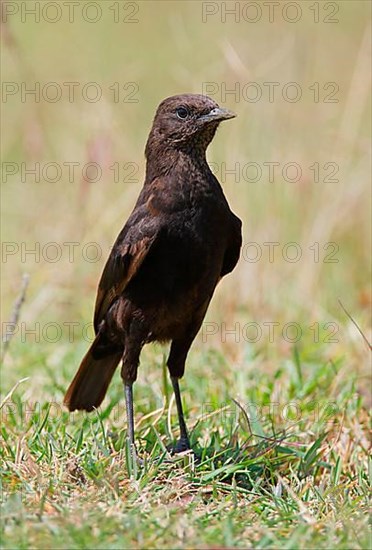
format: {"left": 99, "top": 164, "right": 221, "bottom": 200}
{"left": 126, "top": 441, "right": 144, "bottom": 476}
{"left": 172, "top": 436, "right": 191, "bottom": 454}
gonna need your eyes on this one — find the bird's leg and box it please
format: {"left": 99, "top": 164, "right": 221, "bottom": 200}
{"left": 124, "top": 381, "right": 140, "bottom": 474}
{"left": 124, "top": 382, "right": 135, "bottom": 448}
{"left": 167, "top": 335, "right": 198, "bottom": 453}
{"left": 171, "top": 376, "right": 190, "bottom": 452}
{"left": 121, "top": 329, "right": 144, "bottom": 472}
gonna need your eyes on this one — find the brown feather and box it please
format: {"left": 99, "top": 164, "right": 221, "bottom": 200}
{"left": 64, "top": 336, "right": 122, "bottom": 411}
{"left": 94, "top": 235, "right": 158, "bottom": 333}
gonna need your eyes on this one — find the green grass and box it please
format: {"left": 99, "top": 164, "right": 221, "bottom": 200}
{"left": 1, "top": 337, "right": 370, "bottom": 549}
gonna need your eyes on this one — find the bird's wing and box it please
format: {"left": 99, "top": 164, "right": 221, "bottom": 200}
{"left": 93, "top": 202, "right": 162, "bottom": 333}
{"left": 221, "top": 213, "right": 242, "bottom": 277}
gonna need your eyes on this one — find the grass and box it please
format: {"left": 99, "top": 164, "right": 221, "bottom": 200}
{"left": 1, "top": 1, "right": 371, "bottom": 548}
{"left": 1, "top": 336, "right": 370, "bottom": 549}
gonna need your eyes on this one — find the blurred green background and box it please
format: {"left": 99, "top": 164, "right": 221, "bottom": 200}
{"left": 1, "top": 0, "right": 371, "bottom": 389}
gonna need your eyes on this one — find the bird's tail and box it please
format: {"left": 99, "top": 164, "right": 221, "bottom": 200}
{"left": 64, "top": 335, "right": 122, "bottom": 412}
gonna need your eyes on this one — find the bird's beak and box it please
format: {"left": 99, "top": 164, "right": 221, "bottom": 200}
{"left": 199, "top": 107, "right": 237, "bottom": 123}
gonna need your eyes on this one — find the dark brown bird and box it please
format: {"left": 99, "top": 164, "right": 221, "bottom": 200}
{"left": 64, "top": 94, "right": 242, "bottom": 453}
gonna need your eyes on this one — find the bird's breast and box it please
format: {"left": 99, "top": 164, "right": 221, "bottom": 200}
{"left": 125, "top": 205, "right": 227, "bottom": 308}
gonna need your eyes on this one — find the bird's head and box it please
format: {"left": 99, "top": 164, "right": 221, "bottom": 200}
{"left": 145, "top": 94, "right": 236, "bottom": 158}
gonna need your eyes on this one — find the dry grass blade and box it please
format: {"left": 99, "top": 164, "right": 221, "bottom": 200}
{"left": 1, "top": 274, "right": 30, "bottom": 362}
{"left": 338, "top": 299, "right": 372, "bottom": 351}
{"left": 0, "top": 377, "right": 30, "bottom": 410}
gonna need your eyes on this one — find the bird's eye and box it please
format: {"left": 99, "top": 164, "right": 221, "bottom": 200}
{"left": 176, "top": 106, "right": 189, "bottom": 119}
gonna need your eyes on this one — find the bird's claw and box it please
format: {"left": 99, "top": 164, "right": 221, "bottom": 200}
{"left": 172, "top": 437, "right": 191, "bottom": 454}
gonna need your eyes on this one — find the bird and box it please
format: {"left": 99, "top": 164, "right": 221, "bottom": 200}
{"left": 64, "top": 94, "right": 242, "bottom": 455}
